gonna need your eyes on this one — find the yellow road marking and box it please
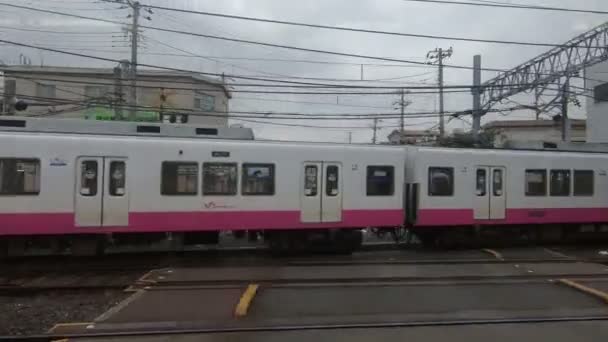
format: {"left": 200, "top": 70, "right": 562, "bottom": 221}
{"left": 482, "top": 248, "right": 504, "bottom": 260}
{"left": 234, "top": 284, "right": 259, "bottom": 318}
{"left": 559, "top": 279, "right": 608, "bottom": 304}
{"left": 51, "top": 339, "right": 69, "bottom": 342}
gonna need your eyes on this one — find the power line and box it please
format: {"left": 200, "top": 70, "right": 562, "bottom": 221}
{"left": 145, "top": 3, "right": 600, "bottom": 48}
{"left": 401, "top": 0, "right": 608, "bottom": 15}
{"left": 0, "top": 3, "right": 544, "bottom": 74}
{"left": 0, "top": 25, "right": 122, "bottom": 35}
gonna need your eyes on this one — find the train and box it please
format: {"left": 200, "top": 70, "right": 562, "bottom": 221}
{"left": 1, "top": 117, "right": 607, "bottom": 256}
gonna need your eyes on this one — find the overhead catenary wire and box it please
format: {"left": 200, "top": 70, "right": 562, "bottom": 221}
{"left": 144, "top": 3, "right": 601, "bottom": 48}
{"left": 401, "top": 0, "right": 608, "bottom": 15}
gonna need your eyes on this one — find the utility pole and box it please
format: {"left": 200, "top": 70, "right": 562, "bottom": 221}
{"left": 348, "top": 132, "right": 352, "bottom": 144}
{"left": 561, "top": 79, "right": 571, "bottom": 142}
{"left": 427, "top": 47, "right": 453, "bottom": 138}
{"left": 2, "top": 79, "right": 16, "bottom": 115}
{"left": 372, "top": 118, "right": 381, "bottom": 144}
{"left": 393, "top": 89, "right": 412, "bottom": 144}
{"left": 471, "top": 55, "right": 482, "bottom": 141}
{"left": 113, "top": 65, "right": 124, "bottom": 120}
{"left": 128, "top": 1, "right": 141, "bottom": 121}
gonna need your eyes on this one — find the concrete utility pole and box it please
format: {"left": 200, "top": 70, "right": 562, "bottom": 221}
{"left": 427, "top": 47, "right": 453, "bottom": 138}
{"left": 393, "top": 90, "right": 412, "bottom": 143}
{"left": 561, "top": 79, "right": 571, "bottom": 142}
{"left": 113, "top": 65, "right": 124, "bottom": 120}
{"left": 471, "top": 55, "right": 482, "bottom": 141}
{"left": 128, "top": 1, "right": 141, "bottom": 121}
{"left": 372, "top": 118, "right": 380, "bottom": 144}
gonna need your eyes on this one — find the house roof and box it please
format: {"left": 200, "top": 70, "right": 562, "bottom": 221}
{"left": 0, "top": 65, "right": 231, "bottom": 98}
{"left": 483, "top": 119, "right": 586, "bottom": 130}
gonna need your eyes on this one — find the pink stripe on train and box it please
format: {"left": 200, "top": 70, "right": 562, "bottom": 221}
{"left": 416, "top": 208, "right": 608, "bottom": 226}
{"left": 0, "top": 209, "right": 404, "bottom": 236}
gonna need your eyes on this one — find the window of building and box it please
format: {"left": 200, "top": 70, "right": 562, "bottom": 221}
{"left": 476, "top": 169, "right": 486, "bottom": 196}
{"left": 109, "top": 161, "right": 126, "bottom": 196}
{"left": 366, "top": 166, "right": 394, "bottom": 196}
{"left": 194, "top": 92, "right": 215, "bottom": 111}
{"left": 36, "top": 83, "right": 56, "bottom": 99}
{"left": 161, "top": 162, "right": 198, "bottom": 195}
{"left": 242, "top": 164, "right": 275, "bottom": 195}
{"left": 594, "top": 82, "right": 608, "bottom": 103}
{"left": 0, "top": 159, "right": 41, "bottom": 195}
{"left": 428, "top": 167, "right": 454, "bottom": 196}
{"left": 550, "top": 170, "right": 571, "bottom": 196}
{"left": 525, "top": 169, "right": 547, "bottom": 196}
{"left": 203, "top": 163, "right": 237, "bottom": 195}
{"left": 326, "top": 165, "right": 339, "bottom": 197}
{"left": 304, "top": 165, "right": 318, "bottom": 196}
{"left": 573, "top": 170, "right": 594, "bottom": 196}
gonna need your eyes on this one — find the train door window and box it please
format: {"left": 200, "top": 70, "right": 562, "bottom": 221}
{"left": 476, "top": 169, "right": 486, "bottom": 196}
{"left": 161, "top": 162, "right": 198, "bottom": 195}
{"left": 109, "top": 161, "right": 126, "bottom": 196}
{"left": 203, "top": 163, "right": 237, "bottom": 195}
{"left": 573, "top": 170, "right": 594, "bottom": 196}
{"left": 493, "top": 169, "right": 503, "bottom": 196}
{"left": 428, "top": 167, "right": 454, "bottom": 196}
{"left": 326, "top": 165, "right": 339, "bottom": 196}
{"left": 366, "top": 166, "right": 394, "bottom": 196}
{"left": 304, "top": 165, "right": 318, "bottom": 196}
{"left": 525, "top": 169, "right": 547, "bottom": 196}
{"left": 550, "top": 170, "right": 571, "bottom": 196}
{"left": 242, "top": 164, "right": 275, "bottom": 195}
{"left": 80, "top": 160, "right": 98, "bottom": 196}
{"left": 0, "top": 158, "right": 41, "bottom": 195}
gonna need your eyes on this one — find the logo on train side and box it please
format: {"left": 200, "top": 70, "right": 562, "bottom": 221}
{"left": 203, "top": 201, "right": 235, "bottom": 209}
{"left": 49, "top": 157, "right": 67, "bottom": 166}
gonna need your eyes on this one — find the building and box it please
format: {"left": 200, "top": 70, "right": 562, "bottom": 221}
{"left": 387, "top": 129, "right": 440, "bottom": 145}
{"left": 482, "top": 119, "right": 586, "bottom": 147}
{"left": 585, "top": 61, "right": 608, "bottom": 143}
{"left": 0, "top": 65, "right": 231, "bottom": 126}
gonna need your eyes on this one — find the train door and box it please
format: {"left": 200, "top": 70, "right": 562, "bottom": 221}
{"left": 75, "top": 157, "right": 129, "bottom": 227}
{"left": 474, "top": 166, "right": 506, "bottom": 220}
{"left": 300, "top": 162, "right": 343, "bottom": 223}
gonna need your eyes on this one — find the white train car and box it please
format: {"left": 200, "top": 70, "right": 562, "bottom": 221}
{"left": 405, "top": 146, "right": 608, "bottom": 243}
{"left": 0, "top": 118, "right": 405, "bottom": 253}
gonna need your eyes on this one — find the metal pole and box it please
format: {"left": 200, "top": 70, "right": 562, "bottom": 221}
{"left": 348, "top": 132, "right": 352, "bottom": 144}
{"left": 561, "top": 79, "right": 571, "bottom": 142}
{"left": 128, "top": 1, "right": 140, "bottom": 121}
{"left": 472, "top": 55, "right": 482, "bottom": 141}
{"left": 438, "top": 48, "right": 445, "bottom": 138}
{"left": 2, "top": 79, "right": 16, "bottom": 115}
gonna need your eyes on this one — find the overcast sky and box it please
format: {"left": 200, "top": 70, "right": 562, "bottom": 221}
{"left": 1, "top": 0, "right": 606, "bottom": 142}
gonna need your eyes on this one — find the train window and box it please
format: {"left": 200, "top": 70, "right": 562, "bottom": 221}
{"left": 203, "top": 163, "right": 237, "bottom": 195}
{"left": 80, "top": 160, "right": 98, "bottom": 197}
{"left": 0, "top": 158, "right": 41, "bottom": 195}
{"left": 304, "top": 165, "right": 318, "bottom": 196}
{"left": 550, "top": 170, "right": 571, "bottom": 197}
{"left": 574, "top": 170, "right": 594, "bottom": 196}
{"left": 242, "top": 164, "right": 275, "bottom": 196}
{"left": 493, "top": 169, "right": 503, "bottom": 196}
{"left": 476, "top": 169, "right": 486, "bottom": 196}
{"left": 109, "top": 161, "right": 126, "bottom": 197}
{"left": 525, "top": 169, "right": 547, "bottom": 196}
{"left": 367, "top": 166, "right": 394, "bottom": 196}
{"left": 161, "top": 162, "right": 198, "bottom": 195}
{"left": 428, "top": 167, "right": 453, "bottom": 196}
{"left": 326, "top": 165, "right": 339, "bottom": 197}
